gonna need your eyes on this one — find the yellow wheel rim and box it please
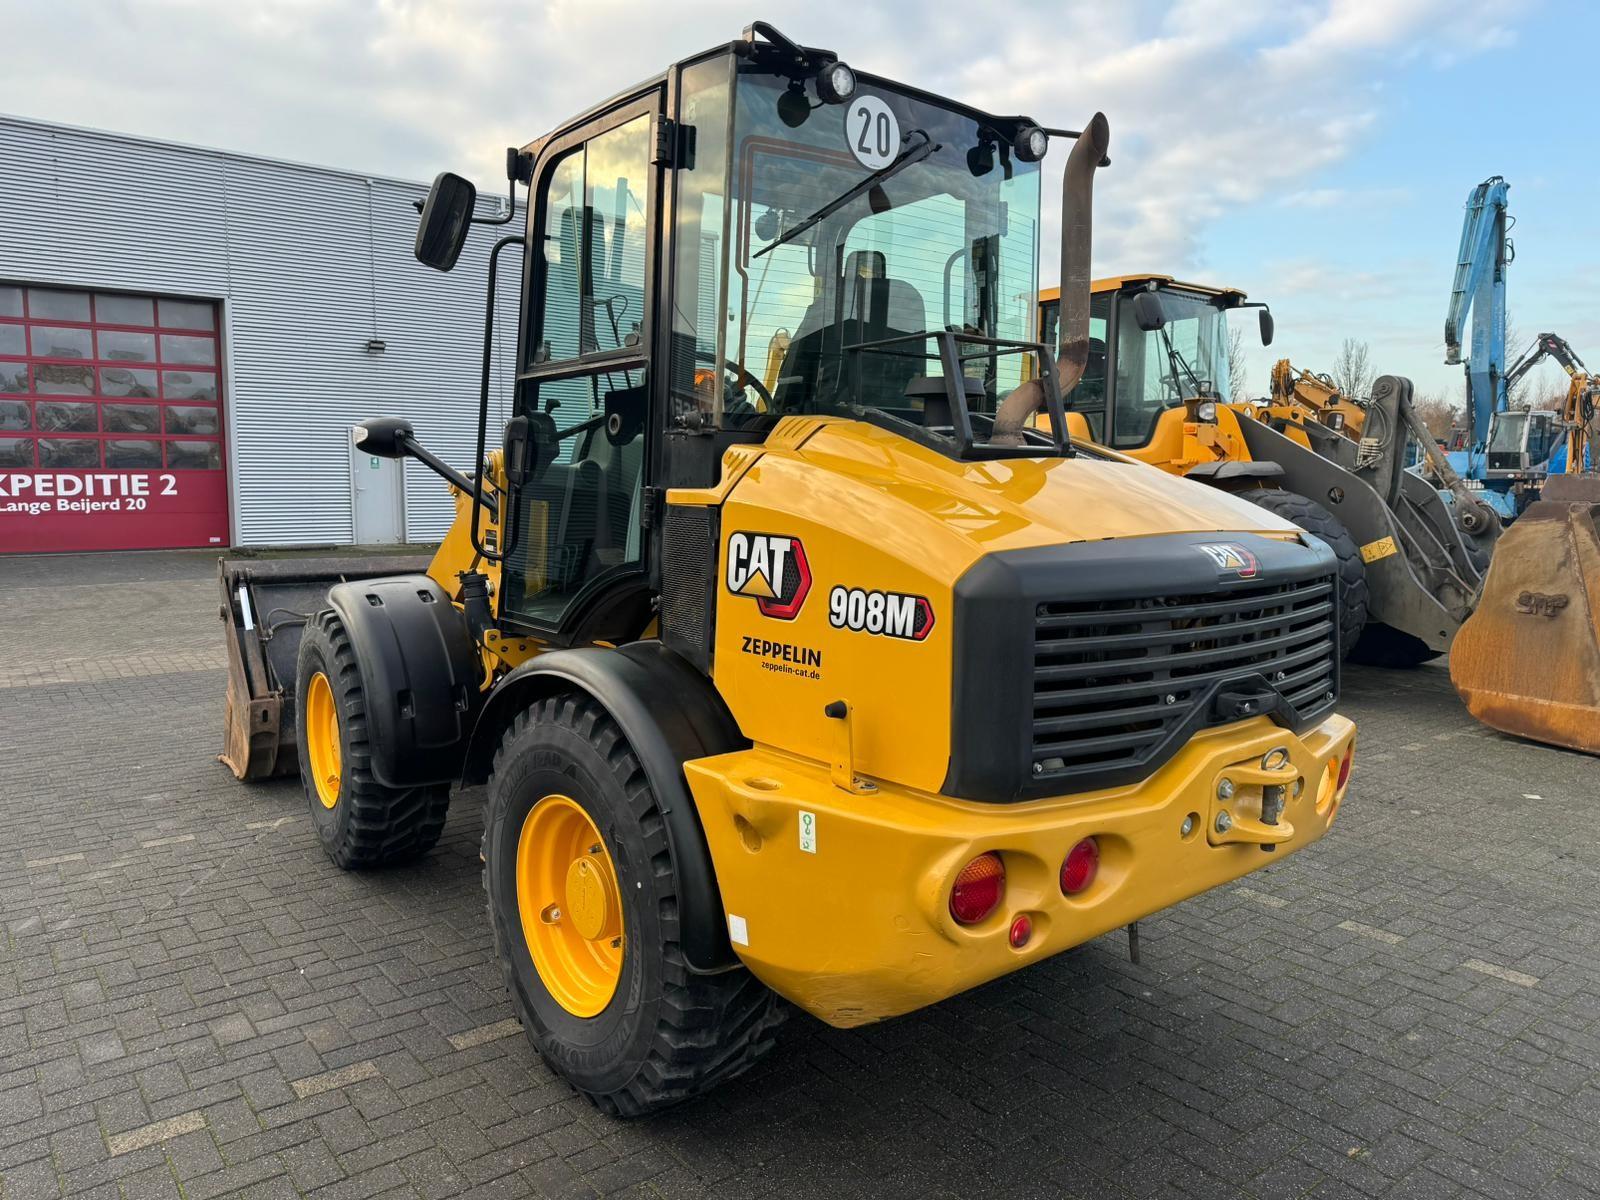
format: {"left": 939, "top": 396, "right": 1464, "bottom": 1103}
{"left": 305, "top": 671, "right": 341, "bottom": 811}
{"left": 516, "top": 795, "right": 624, "bottom": 1018}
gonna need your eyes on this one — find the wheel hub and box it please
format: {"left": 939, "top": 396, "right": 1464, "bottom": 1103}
{"left": 305, "top": 670, "right": 341, "bottom": 810}
{"left": 515, "top": 795, "right": 624, "bottom": 1017}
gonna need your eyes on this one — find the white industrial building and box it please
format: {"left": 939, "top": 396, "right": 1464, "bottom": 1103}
{"left": 0, "top": 113, "right": 517, "bottom": 554}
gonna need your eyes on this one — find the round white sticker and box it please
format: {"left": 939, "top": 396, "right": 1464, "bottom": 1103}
{"left": 845, "top": 95, "right": 900, "bottom": 170}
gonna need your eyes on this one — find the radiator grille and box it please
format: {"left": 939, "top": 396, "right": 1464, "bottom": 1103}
{"left": 1031, "top": 574, "right": 1337, "bottom": 782}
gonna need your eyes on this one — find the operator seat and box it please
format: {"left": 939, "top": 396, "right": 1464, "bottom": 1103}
{"left": 773, "top": 250, "right": 927, "bottom": 412}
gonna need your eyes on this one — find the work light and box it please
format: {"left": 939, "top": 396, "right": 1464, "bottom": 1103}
{"left": 817, "top": 60, "right": 857, "bottom": 104}
{"left": 1013, "top": 125, "right": 1049, "bottom": 162}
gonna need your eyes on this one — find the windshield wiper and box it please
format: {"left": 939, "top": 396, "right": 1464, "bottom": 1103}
{"left": 1158, "top": 325, "right": 1207, "bottom": 400}
{"left": 754, "top": 130, "right": 937, "bottom": 258}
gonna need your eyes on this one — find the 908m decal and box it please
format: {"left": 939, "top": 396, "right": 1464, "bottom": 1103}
{"left": 828, "top": 586, "right": 934, "bottom": 641}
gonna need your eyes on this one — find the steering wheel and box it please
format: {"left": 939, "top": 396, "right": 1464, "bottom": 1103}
{"left": 723, "top": 361, "right": 775, "bottom": 414}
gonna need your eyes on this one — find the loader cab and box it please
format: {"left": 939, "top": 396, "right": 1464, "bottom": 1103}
{"left": 1039, "top": 277, "right": 1257, "bottom": 450}
{"left": 483, "top": 31, "right": 1057, "bottom": 642}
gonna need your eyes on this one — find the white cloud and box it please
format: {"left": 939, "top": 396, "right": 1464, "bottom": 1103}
{"left": 0, "top": 0, "right": 1527, "bottom": 301}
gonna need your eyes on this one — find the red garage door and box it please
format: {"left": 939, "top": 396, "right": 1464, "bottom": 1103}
{"left": 0, "top": 284, "right": 228, "bottom": 553}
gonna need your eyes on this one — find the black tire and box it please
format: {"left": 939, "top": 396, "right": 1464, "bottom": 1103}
{"left": 1241, "top": 486, "right": 1369, "bottom": 657}
{"left": 1348, "top": 621, "right": 1443, "bottom": 668}
{"left": 484, "top": 692, "right": 784, "bottom": 1117}
{"left": 295, "top": 610, "right": 451, "bottom": 869}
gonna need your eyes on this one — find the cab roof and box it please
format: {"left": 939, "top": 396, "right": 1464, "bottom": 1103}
{"left": 1040, "top": 275, "right": 1248, "bottom": 304}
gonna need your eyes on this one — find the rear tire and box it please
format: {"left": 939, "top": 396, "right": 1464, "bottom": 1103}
{"left": 1241, "top": 487, "right": 1369, "bottom": 657}
{"left": 1348, "top": 621, "right": 1443, "bottom": 668}
{"left": 295, "top": 610, "right": 451, "bottom": 869}
{"left": 484, "top": 693, "right": 783, "bottom": 1117}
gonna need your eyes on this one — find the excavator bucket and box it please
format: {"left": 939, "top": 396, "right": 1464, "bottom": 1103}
{"left": 219, "top": 555, "right": 431, "bottom": 780}
{"left": 1449, "top": 474, "right": 1600, "bottom": 754}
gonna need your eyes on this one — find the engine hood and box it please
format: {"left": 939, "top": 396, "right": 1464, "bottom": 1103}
{"left": 789, "top": 420, "right": 1305, "bottom": 554}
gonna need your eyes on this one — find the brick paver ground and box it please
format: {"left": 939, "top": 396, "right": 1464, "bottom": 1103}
{"left": 3, "top": 550, "right": 1600, "bottom": 1199}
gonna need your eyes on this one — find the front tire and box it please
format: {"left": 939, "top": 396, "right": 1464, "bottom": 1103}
{"left": 484, "top": 693, "right": 783, "bottom": 1117}
{"left": 295, "top": 610, "right": 451, "bottom": 869}
{"left": 1241, "top": 486, "right": 1369, "bottom": 657}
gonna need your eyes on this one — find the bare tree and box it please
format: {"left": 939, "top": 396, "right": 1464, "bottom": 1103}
{"left": 1411, "top": 393, "right": 1463, "bottom": 440}
{"left": 1534, "top": 384, "right": 1570, "bottom": 412}
{"left": 1227, "top": 326, "right": 1250, "bottom": 399}
{"left": 1330, "top": 337, "right": 1375, "bottom": 400}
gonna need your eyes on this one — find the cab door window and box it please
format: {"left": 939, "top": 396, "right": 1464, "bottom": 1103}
{"left": 505, "top": 111, "right": 654, "bottom": 629}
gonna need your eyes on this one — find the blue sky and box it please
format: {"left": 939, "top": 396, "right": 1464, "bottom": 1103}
{"left": 1197, "top": 0, "right": 1600, "bottom": 403}
{"left": 1, "top": 0, "right": 1593, "bottom": 404}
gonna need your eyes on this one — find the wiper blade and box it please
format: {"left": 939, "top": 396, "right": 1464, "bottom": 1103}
{"left": 754, "top": 130, "right": 937, "bottom": 259}
{"left": 1159, "top": 325, "right": 1206, "bottom": 399}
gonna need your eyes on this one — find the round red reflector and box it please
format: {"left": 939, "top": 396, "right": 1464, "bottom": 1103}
{"left": 1009, "top": 914, "right": 1032, "bottom": 948}
{"left": 1060, "top": 837, "right": 1100, "bottom": 896}
{"left": 1336, "top": 747, "right": 1354, "bottom": 790}
{"left": 950, "top": 852, "right": 1005, "bottom": 925}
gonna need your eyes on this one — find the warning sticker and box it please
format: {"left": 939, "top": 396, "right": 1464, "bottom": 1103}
{"left": 1360, "top": 536, "right": 1398, "bottom": 564}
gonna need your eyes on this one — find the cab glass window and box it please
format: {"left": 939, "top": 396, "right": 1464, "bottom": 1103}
{"left": 506, "top": 112, "right": 653, "bottom": 629}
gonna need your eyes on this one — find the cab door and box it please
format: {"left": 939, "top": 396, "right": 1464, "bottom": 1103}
{"left": 500, "top": 90, "right": 664, "bottom": 639}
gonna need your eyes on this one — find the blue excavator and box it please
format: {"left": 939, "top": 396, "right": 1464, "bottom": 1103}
{"left": 1439, "top": 176, "right": 1565, "bottom": 518}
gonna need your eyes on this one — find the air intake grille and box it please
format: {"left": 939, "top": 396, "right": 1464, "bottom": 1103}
{"left": 1031, "top": 574, "right": 1337, "bottom": 782}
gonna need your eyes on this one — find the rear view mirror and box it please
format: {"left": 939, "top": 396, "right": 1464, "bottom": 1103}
{"left": 414, "top": 172, "right": 477, "bottom": 271}
{"left": 1131, "top": 291, "right": 1166, "bottom": 332}
{"left": 1258, "top": 307, "right": 1275, "bottom": 347}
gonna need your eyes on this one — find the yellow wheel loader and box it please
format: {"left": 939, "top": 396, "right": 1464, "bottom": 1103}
{"left": 1039, "top": 276, "right": 1501, "bottom": 669}
{"left": 220, "top": 24, "right": 1354, "bottom": 1115}
{"left": 1450, "top": 358, "right": 1600, "bottom": 753}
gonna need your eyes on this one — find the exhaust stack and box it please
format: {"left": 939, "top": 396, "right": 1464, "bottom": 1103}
{"left": 992, "top": 111, "right": 1111, "bottom": 445}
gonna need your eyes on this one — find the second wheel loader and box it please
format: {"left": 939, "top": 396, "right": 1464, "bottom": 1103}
{"left": 219, "top": 24, "right": 1355, "bottom": 1115}
{"left": 1039, "top": 276, "right": 1501, "bottom": 668}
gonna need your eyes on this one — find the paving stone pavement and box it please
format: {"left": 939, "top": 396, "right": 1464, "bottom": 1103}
{"left": 3, "top": 550, "right": 1600, "bottom": 1199}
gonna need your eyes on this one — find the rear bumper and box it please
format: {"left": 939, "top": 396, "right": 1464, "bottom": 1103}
{"left": 685, "top": 713, "right": 1354, "bottom": 1026}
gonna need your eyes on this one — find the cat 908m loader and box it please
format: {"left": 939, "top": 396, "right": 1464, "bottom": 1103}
{"left": 220, "top": 24, "right": 1354, "bottom": 1114}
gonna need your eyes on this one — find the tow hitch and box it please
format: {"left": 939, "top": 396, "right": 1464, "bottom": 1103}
{"left": 1208, "top": 746, "right": 1298, "bottom": 852}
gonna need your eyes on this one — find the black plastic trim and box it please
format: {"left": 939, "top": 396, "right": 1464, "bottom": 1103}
{"left": 943, "top": 531, "right": 1339, "bottom": 804}
{"left": 461, "top": 641, "right": 746, "bottom": 973}
{"left": 1184, "top": 459, "right": 1284, "bottom": 483}
{"left": 326, "top": 575, "right": 481, "bottom": 788}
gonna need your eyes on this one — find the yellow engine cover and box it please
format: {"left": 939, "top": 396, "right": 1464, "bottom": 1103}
{"left": 684, "top": 418, "right": 1309, "bottom": 796}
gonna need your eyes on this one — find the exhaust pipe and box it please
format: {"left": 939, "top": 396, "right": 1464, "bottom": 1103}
{"left": 992, "top": 111, "right": 1111, "bottom": 446}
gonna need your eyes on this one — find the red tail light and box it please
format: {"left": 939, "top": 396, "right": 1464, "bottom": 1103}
{"left": 1060, "top": 837, "right": 1100, "bottom": 895}
{"left": 1336, "top": 746, "right": 1354, "bottom": 790}
{"left": 1009, "top": 914, "right": 1033, "bottom": 948}
{"left": 950, "top": 852, "right": 1005, "bottom": 925}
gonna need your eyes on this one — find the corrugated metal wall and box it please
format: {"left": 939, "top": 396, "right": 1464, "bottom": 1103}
{"left": 0, "top": 114, "right": 519, "bottom": 545}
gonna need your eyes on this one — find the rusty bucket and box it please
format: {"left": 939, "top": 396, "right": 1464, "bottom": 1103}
{"left": 1449, "top": 474, "right": 1600, "bottom": 754}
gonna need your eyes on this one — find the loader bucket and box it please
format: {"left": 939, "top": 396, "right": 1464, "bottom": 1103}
{"left": 1449, "top": 474, "right": 1600, "bottom": 755}
{"left": 219, "top": 555, "right": 431, "bottom": 780}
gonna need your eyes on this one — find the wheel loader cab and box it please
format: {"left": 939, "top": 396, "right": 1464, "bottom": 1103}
{"left": 1041, "top": 277, "right": 1250, "bottom": 454}
{"left": 223, "top": 25, "right": 1357, "bottom": 1118}
{"left": 494, "top": 48, "right": 1063, "bottom": 644}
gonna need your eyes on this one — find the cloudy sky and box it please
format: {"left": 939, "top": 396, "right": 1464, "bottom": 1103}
{"left": 4, "top": 0, "right": 1595, "bottom": 401}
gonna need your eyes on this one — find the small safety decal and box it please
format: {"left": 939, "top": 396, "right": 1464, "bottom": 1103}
{"left": 1360, "top": 536, "right": 1398, "bottom": 564}
{"left": 799, "top": 811, "right": 817, "bottom": 855}
{"left": 727, "top": 914, "right": 749, "bottom": 946}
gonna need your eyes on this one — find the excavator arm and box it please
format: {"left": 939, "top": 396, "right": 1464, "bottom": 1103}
{"left": 1443, "top": 176, "right": 1511, "bottom": 443}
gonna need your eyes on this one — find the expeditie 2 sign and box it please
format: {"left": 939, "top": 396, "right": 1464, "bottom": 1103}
{"left": 0, "top": 470, "right": 228, "bottom": 553}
